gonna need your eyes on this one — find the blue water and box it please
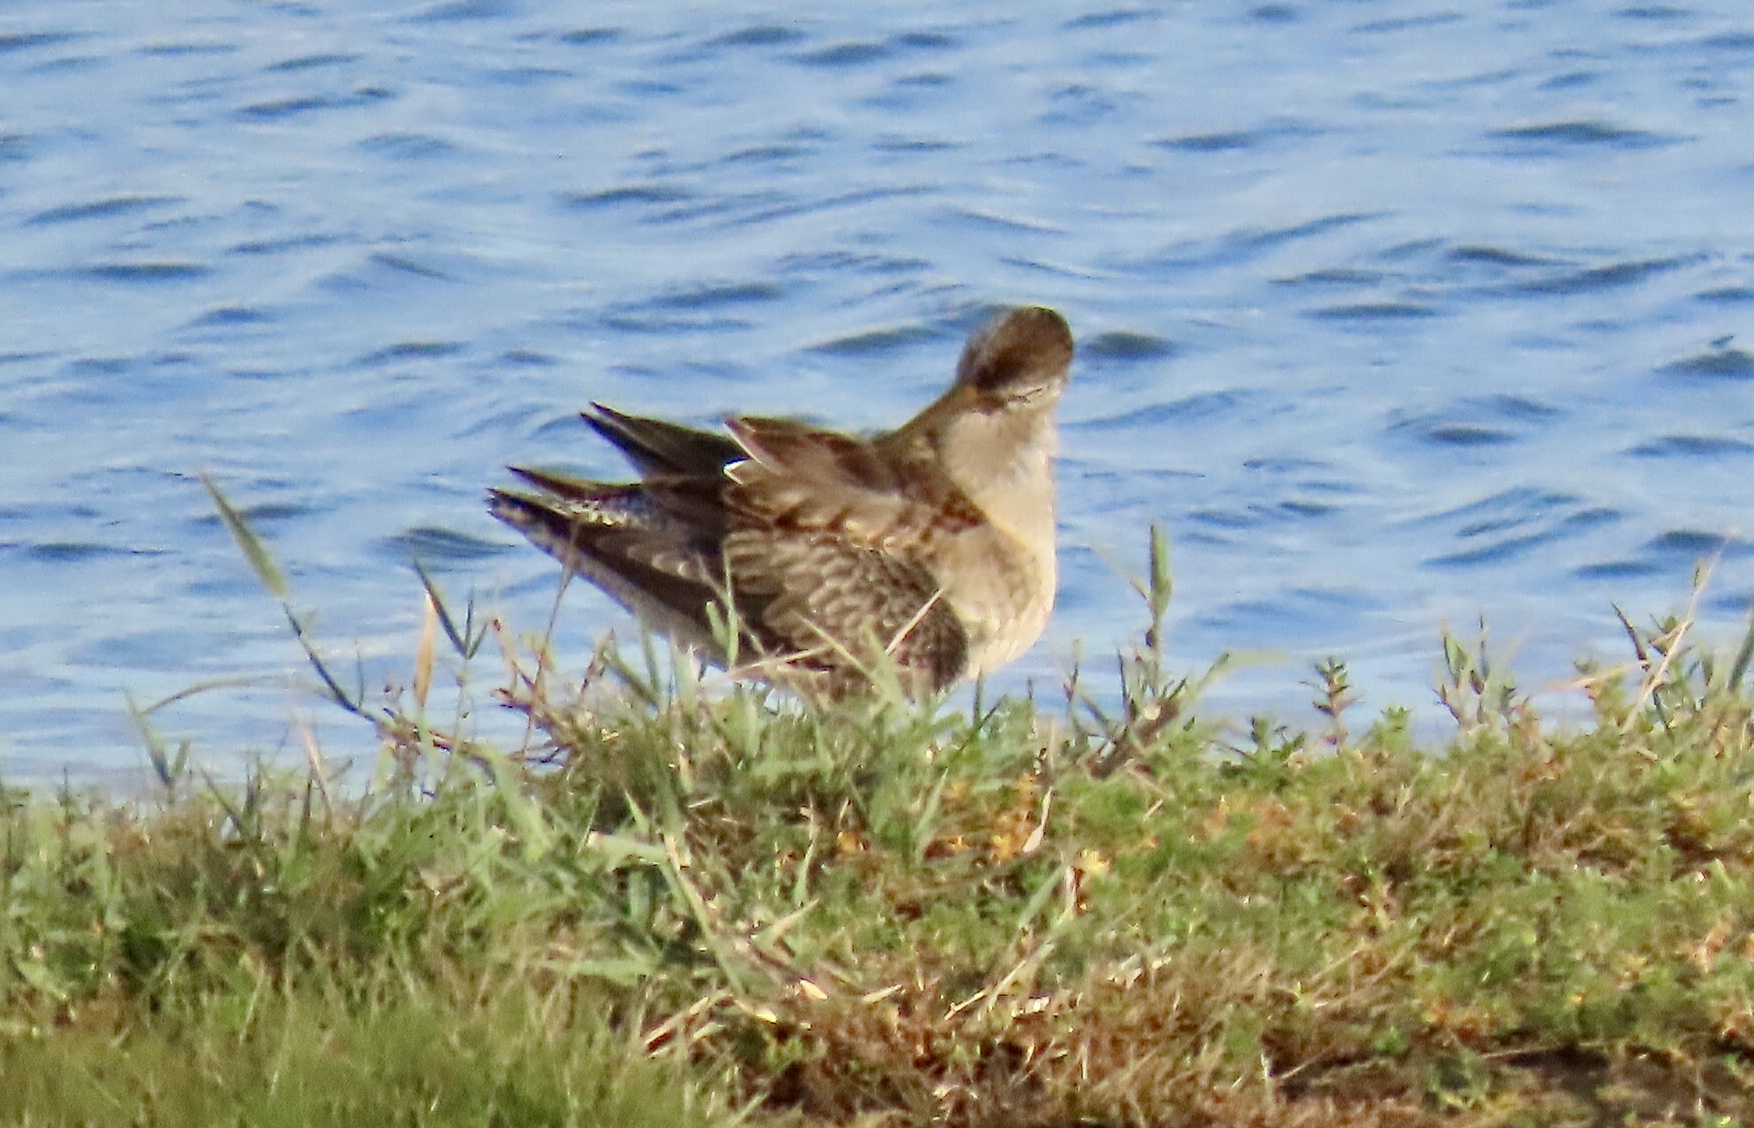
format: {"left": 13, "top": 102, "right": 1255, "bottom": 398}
{"left": 3, "top": 0, "right": 1753, "bottom": 783}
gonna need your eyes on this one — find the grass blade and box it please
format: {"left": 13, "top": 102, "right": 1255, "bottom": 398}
{"left": 410, "top": 556, "right": 482, "bottom": 659}
{"left": 1729, "top": 604, "right": 1754, "bottom": 692}
{"left": 199, "top": 473, "right": 288, "bottom": 600}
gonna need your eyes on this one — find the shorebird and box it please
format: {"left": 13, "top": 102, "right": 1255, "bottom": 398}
{"left": 488, "top": 304, "right": 1073, "bottom": 698}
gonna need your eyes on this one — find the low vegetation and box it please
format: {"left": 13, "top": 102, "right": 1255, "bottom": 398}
{"left": 5, "top": 504, "right": 1754, "bottom": 1126}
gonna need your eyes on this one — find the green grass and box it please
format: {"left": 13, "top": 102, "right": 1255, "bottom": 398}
{"left": 8, "top": 516, "right": 1754, "bottom": 1126}
{"left": 0, "top": 989, "right": 730, "bottom": 1128}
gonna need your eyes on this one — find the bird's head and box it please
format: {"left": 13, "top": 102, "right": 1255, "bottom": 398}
{"left": 954, "top": 305, "right": 1074, "bottom": 415}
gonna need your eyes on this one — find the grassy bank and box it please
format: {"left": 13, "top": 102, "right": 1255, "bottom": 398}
{"left": 7, "top": 526, "right": 1754, "bottom": 1125}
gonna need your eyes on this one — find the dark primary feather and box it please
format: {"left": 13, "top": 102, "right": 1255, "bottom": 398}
{"left": 485, "top": 474, "right": 725, "bottom": 650}
{"left": 584, "top": 403, "right": 745, "bottom": 478}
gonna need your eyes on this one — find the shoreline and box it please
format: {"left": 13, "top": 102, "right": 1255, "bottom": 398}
{"left": 5, "top": 577, "right": 1753, "bottom": 1126}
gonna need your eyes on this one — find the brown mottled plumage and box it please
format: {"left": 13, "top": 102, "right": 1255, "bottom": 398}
{"left": 487, "top": 305, "right": 1073, "bottom": 697}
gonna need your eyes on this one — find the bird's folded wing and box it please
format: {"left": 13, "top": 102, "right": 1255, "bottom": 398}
{"left": 723, "top": 416, "right": 982, "bottom": 546}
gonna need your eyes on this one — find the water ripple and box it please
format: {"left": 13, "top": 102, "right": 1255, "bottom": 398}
{"left": 27, "top": 196, "right": 182, "bottom": 225}
{"left": 1307, "top": 301, "right": 1439, "bottom": 321}
{"left": 1417, "top": 489, "right": 1619, "bottom": 568}
{"left": 79, "top": 262, "right": 211, "bottom": 282}
{"left": 1662, "top": 344, "right": 1754, "bottom": 378}
{"left": 188, "top": 306, "right": 272, "bottom": 328}
{"left": 562, "top": 183, "right": 694, "bottom": 208}
{"left": 645, "top": 282, "right": 786, "bottom": 310}
{"left": 794, "top": 41, "right": 889, "bottom": 67}
{"left": 1356, "top": 12, "right": 1466, "bottom": 34}
{"left": 356, "top": 342, "right": 467, "bottom": 366}
{"left": 1699, "top": 32, "right": 1754, "bottom": 51}
{"left": 1446, "top": 245, "right": 1564, "bottom": 268}
{"left": 1065, "top": 9, "right": 1161, "bottom": 29}
{"left": 1489, "top": 120, "right": 1677, "bottom": 148}
{"left": 358, "top": 132, "right": 456, "bottom": 159}
{"left": 1616, "top": 7, "right": 1693, "bottom": 22}
{"left": 1154, "top": 118, "right": 1319, "bottom": 152}
{"left": 1390, "top": 396, "right": 1563, "bottom": 450}
{"left": 0, "top": 31, "right": 76, "bottom": 53}
{"left": 1647, "top": 529, "right": 1751, "bottom": 559}
{"left": 706, "top": 25, "right": 806, "bottom": 48}
{"left": 265, "top": 53, "right": 359, "bottom": 73}
{"left": 413, "top": 0, "right": 519, "bottom": 23}
{"left": 1251, "top": 5, "right": 1300, "bottom": 23}
{"left": 1519, "top": 255, "right": 1699, "bottom": 295}
{"left": 809, "top": 324, "right": 943, "bottom": 355}
{"left": 556, "top": 27, "right": 622, "bottom": 44}
{"left": 237, "top": 88, "right": 395, "bottom": 120}
{"left": 1627, "top": 434, "right": 1754, "bottom": 458}
{"left": 385, "top": 526, "right": 509, "bottom": 564}
{"left": 1079, "top": 389, "right": 1256, "bottom": 430}
{"left": 1080, "top": 331, "right": 1177, "bottom": 362}
{"left": 1120, "top": 212, "right": 1382, "bottom": 272}
{"left": 1275, "top": 267, "right": 1385, "bottom": 286}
